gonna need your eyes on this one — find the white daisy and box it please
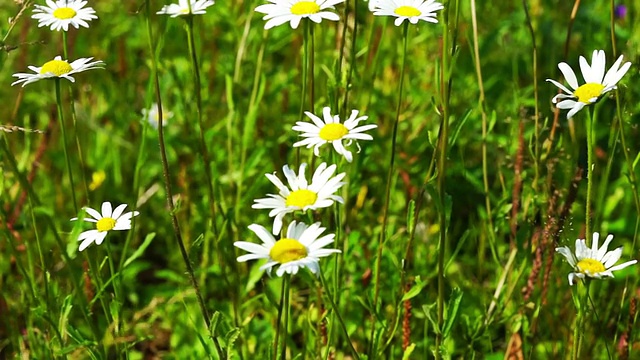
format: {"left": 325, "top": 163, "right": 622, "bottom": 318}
{"left": 371, "top": 0, "right": 444, "bottom": 26}
{"left": 234, "top": 221, "right": 341, "bottom": 277}
{"left": 555, "top": 232, "right": 637, "bottom": 286}
{"left": 255, "top": 0, "right": 344, "bottom": 30}
{"left": 293, "top": 107, "right": 377, "bottom": 163}
{"left": 253, "top": 162, "right": 346, "bottom": 235}
{"left": 32, "top": 0, "right": 98, "bottom": 32}
{"left": 71, "top": 202, "right": 140, "bottom": 251}
{"left": 11, "top": 56, "right": 105, "bottom": 87}
{"left": 142, "top": 103, "right": 173, "bottom": 128}
{"left": 546, "top": 50, "right": 632, "bottom": 119}
{"left": 157, "top": 0, "right": 215, "bottom": 17}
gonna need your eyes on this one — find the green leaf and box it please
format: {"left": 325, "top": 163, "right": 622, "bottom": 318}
{"left": 123, "top": 232, "right": 156, "bottom": 268}
{"left": 442, "top": 288, "right": 463, "bottom": 339}
{"left": 401, "top": 276, "right": 427, "bottom": 302}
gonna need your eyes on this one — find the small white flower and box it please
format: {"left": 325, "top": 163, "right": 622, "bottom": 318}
{"left": 546, "top": 50, "right": 631, "bottom": 119}
{"left": 255, "top": 0, "right": 344, "bottom": 30}
{"left": 371, "top": 0, "right": 444, "bottom": 26}
{"left": 32, "top": 0, "right": 98, "bottom": 32}
{"left": 234, "top": 221, "right": 340, "bottom": 277}
{"left": 142, "top": 103, "right": 173, "bottom": 128}
{"left": 253, "top": 162, "right": 345, "bottom": 235}
{"left": 157, "top": 0, "right": 215, "bottom": 17}
{"left": 556, "top": 232, "right": 637, "bottom": 285}
{"left": 11, "top": 56, "right": 105, "bottom": 87}
{"left": 293, "top": 107, "right": 377, "bottom": 162}
{"left": 71, "top": 202, "right": 140, "bottom": 251}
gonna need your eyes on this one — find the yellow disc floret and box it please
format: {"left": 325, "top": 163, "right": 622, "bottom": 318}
{"left": 40, "top": 60, "right": 73, "bottom": 76}
{"left": 291, "top": 1, "right": 320, "bottom": 15}
{"left": 96, "top": 217, "right": 116, "bottom": 232}
{"left": 319, "top": 123, "right": 349, "bottom": 141}
{"left": 53, "top": 7, "right": 77, "bottom": 20}
{"left": 285, "top": 189, "right": 318, "bottom": 208}
{"left": 269, "top": 238, "right": 308, "bottom": 264}
{"left": 573, "top": 83, "right": 605, "bottom": 104}
{"left": 395, "top": 6, "right": 421, "bottom": 17}
{"left": 577, "top": 258, "right": 606, "bottom": 274}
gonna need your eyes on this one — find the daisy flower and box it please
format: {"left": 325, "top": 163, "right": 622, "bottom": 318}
{"left": 556, "top": 232, "right": 637, "bottom": 286}
{"left": 157, "top": 0, "right": 215, "bottom": 17}
{"left": 142, "top": 103, "right": 173, "bottom": 128}
{"left": 546, "top": 50, "right": 632, "bottom": 119}
{"left": 293, "top": 107, "right": 377, "bottom": 163}
{"left": 253, "top": 162, "right": 345, "bottom": 235}
{"left": 234, "top": 221, "right": 340, "bottom": 277}
{"left": 71, "top": 202, "right": 140, "bottom": 251}
{"left": 371, "top": 0, "right": 444, "bottom": 26}
{"left": 11, "top": 56, "right": 105, "bottom": 87}
{"left": 255, "top": 0, "right": 344, "bottom": 30}
{"left": 32, "top": 0, "right": 98, "bottom": 32}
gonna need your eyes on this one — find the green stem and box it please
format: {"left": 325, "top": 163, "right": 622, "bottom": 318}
{"left": 585, "top": 108, "right": 595, "bottom": 237}
{"left": 309, "top": 22, "right": 315, "bottom": 113}
{"left": 320, "top": 269, "right": 361, "bottom": 360}
{"left": 369, "top": 22, "right": 409, "bottom": 357}
{"left": 274, "top": 276, "right": 290, "bottom": 360}
{"left": 54, "top": 79, "right": 78, "bottom": 214}
{"left": 280, "top": 275, "right": 291, "bottom": 360}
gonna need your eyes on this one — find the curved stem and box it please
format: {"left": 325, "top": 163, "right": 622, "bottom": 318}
{"left": 320, "top": 269, "right": 361, "bottom": 360}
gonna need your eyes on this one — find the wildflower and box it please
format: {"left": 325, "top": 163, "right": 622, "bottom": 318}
{"left": 255, "top": 0, "right": 344, "bottom": 30}
{"left": 142, "top": 103, "right": 173, "bottom": 128}
{"left": 293, "top": 107, "right": 377, "bottom": 163}
{"left": 88, "top": 170, "right": 106, "bottom": 191}
{"left": 370, "top": 0, "right": 444, "bottom": 26}
{"left": 32, "top": 0, "right": 98, "bottom": 32}
{"left": 71, "top": 202, "right": 140, "bottom": 251}
{"left": 546, "top": 50, "right": 631, "bottom": 119}
{"left": 11, "top": 56, "right": 105, "bottom": 87}
{"left": 614, "top": 5, "right": 627, "bottom": 20}
{"left": 253, "top": 163, "right": 345, "bottom": 235}
{"left": 556, "top": 232, "right": 637, "bottom": 285}
{"left": 157, "top": 0, "right": 215, "bottom": 17}
{"left": 234, "top": 221, "right": 340, "bottom": 276}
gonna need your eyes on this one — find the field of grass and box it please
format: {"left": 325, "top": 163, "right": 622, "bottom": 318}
{"left": 1, "top": 0, "right": 639, "bottom": 359}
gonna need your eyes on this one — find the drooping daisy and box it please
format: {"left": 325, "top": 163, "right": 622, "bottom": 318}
{"left": 255, "top": 0, "right": 345, "bottom": 30}
{"left": 556, "top": 232, "right": 637, "bottom": 286}
{"left": 253, "top": 162, "right": 345, "bottom": 235}
{"left": 371, "top": 0, "right": 444, "bottom": 26}
{"left": 546, "top": 50, "right": 632, "bottom": 119}
{"left": 234, "top": 221, "right": 340, "bottom": 277}
{"left": 32, "top": 0, "right": 98, "bottom": 32}
{"left": 157, "top": 0, "right": 215, "bottom": 17}
{"left": 142, "top": 103, "right": 173, "bottom": 128}
{"left": 293, "top": 107, "right": 377, "bottom": 163}
{"left": 11, "top": 56, "right": 105, "bottom": 87}
{"left": 71, "top": 202, "right": 140, "bottom": 251}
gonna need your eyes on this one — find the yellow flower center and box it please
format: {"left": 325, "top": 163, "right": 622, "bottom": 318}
{"left": 395, "top": 6, "right": 421, "bottom": 17}
{"left": 53, "top": 7, "right": 77, "bottom": 20}
{"left": 285, "top": 189, "right": 318, "bottom": 208}
{"left": 96, "top": 217, "right": 116, "bottom": 232}
{"left": 180, "top": 8, "right": 191, "bottom": 14}
{"left": 319, "top": 123, "right": 348, "bottom": 141}
{"left": 573, "top": 83, "right": 605, "bottom": 103}
{"left": 269, "top": 238, "right": 308, "bottom": 264}
{"left": 577, "top": 258, "right": 606, "bottom": 274}
{"left": 291, "top": 1, "right": 320, "bottom": 15}
{"left": 40, "top": 60, "right": 73, "bottom": 76}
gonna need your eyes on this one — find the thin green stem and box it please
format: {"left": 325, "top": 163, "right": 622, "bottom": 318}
{"left": 585, "top": 108, "right": 595, "bottom": 237}
{"left": 274, "top": 276, "right": 289, "bottom": 360}
{"left": 320, "top": 269, "right": 361, "bottom": 360}
{"left": 369, "top": 22, "right": 409, "bottom": 357}
{"left": 54, "top": 79, "right": 78, "bottom": 214}
{"left": 309, "top": 23, "right": 315, "bottom": 113}
{"left": 280, "top": 275, "right": 291, "bottom": 360}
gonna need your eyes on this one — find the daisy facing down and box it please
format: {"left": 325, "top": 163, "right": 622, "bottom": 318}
{"left": 157, "top": 0, "right": 215, "bottom": 17}
{"left": 255, "top": 0, "right": 345, "bottom": 30}
{"left": 11, "top": 56, "right": 105, "bottom": 87}
{"left": 253, "top": 162, "right": 346, "bottom": 235}
{"left": 234, "top": 221, "right": 341, "bottom": 277}
{"left": 71, "top": 202, "right": 140, "bottom": 251}
{"left": 546, "top": 50, "right": 631, "bottom": 119}
{"left": 293, "top": 107, "right": 377, "bottom": 163}
{"left": 370, "top": 0, "right": 444, "bottom": 26}
{"left": 555, "top": 232, "right": 637, "bottom": 286}
{"left": 32, "top": 0, "right": 98, "bottom": 32}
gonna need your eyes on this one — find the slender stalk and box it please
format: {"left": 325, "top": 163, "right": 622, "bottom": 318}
{"left": 585, "top": 108, "right": 595, "bottom": 237}
{"left": 369, "top": 22, "right": 409, "bottom": 356}
{"left": 274, "top": 276, "right": 290, "bottom": 360}
{"left": 320, "top": 269, "right": 361, "bottom": 360}
{"left": 144, "top": 3, "right": 224, "bottom": 358}
{"left": 280, "top": 275, "right": 291, "bottom": 360}
{"left": 571, "top": 281, "right": 590, "bottom": 359}
{"left": 185, "top": 15, "right": 219, "bottom": 237}
{"left": 309, "top": 23, "right": 315, "bottom": 113}
{"left": 54, "top": 79, "right": 78, "bottom": 214}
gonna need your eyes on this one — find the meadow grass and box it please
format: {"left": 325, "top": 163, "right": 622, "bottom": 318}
{"left": 1, "top": 0, "right": 639, "bottom": 359}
